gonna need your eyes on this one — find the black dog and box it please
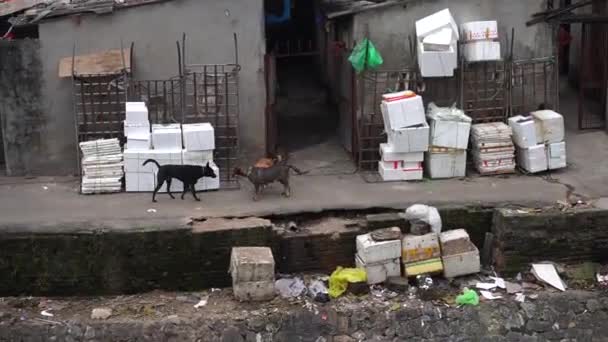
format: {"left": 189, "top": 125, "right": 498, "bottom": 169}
{"left": 142, "top": 159, "right": 217, "bottom": 202}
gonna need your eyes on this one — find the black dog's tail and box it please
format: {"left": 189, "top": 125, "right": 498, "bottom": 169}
{"left": 142, "top": 159, "right": 161, "bottom": 168}
{"left": 287, "top": 165, "right": 309, "bottom": 175}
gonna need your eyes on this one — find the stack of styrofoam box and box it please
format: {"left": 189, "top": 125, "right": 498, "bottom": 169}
{"left": 355, "top": 233, "right": 401, "bottom": 284}
{"left": 79, "top": 138, "right": 123, "bottom": 194}
{"left": 426, "top": 105, "right": 472, "bottom": 178}
{"left": 439, "top": 229, "right": 480, "bottom": 278}
{"left": 509, "top": 115, "right": 547, "bottom": 173}
{"left": 229, "top": 247, "right": 275, "bottom": 302}
{"left": 182, "top": 123, "right": 220, "bottom": 191}
{"left": 124, "top": 102, "right": 151, "bottom": 150}
{"left": 379, "top": 91, "right": 429, "bottom": 181}
{"left": 532, "top": 110, "right": 566, "bottom": 170}
{"left": 470, "top": 122, "right": 516, "bottom": 175}
{"left": 415, "top": 9, "right": 459, "bottom": 77}
{"left": 461, "top": 20, "right": 501, "bottom": 62}
{"left": 402, "top": 233, "right": 443, "bottom": 277}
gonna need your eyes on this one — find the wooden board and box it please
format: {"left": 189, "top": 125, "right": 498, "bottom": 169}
{"left": 0, "top": 0, "right": 46, "bottom": 17}
{"left": 58, "top": 48, "right": 132, "bottom": 78}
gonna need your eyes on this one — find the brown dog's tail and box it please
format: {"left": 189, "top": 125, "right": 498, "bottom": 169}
{"left": 142, "top": 159, "right": 161, "bottom": 168}
{"left": 287, "top": 165, "right": 309, "bottom": 175}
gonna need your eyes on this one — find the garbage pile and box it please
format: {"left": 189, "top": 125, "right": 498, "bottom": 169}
{"left": 79, "top": 138, "right": 123, "bottom": 194}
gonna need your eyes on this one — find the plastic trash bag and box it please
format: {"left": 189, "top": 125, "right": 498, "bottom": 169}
{"left": 427, "top": 102, "right": 472, "bottom": 123}
{"left": 275, "top": 277, "right": 306, "bottom": 298}
{"left": 404, "top": 204, "right": 442, "bottom": 234}
{"left": 328, "top": 267, "right": 367, "bottom": 298}
{"left": 308, "top": 280, "right": 330, "bottom": 303}
{"left": 456, "top": 289, "right": 479, "bottom": 306}
{"left": 348, "top": 38, "right": 384, "bottom": 73}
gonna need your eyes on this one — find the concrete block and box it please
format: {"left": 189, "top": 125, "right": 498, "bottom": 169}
{"left": 233, "top": 280, "right": 275, "bottom": 302}
{"left": 230, "top": 247, "right": 275, "bottom": 283}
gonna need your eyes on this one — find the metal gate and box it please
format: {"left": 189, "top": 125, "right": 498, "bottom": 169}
{"left": 510, "top": 57, "right": 558, "bottom": 116}
{"left": 578, "top": 22, "right": 608, "bottom": 130}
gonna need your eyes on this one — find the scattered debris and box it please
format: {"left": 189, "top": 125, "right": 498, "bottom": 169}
{"left": 456, "top": 288, "right": 479, "bottom": 306}
{"left": 515, "top": 293, "right": 526, "bottom": 303}
{"left": 42, "top": 186, "right": 49, "bottom": 190}
{"left": 505, "top": 281, "right": 523, "bottom": 294}
{"left": 480, "top": 290, "right": 502, "bottom": 300}
{"left": 147, "top": 209, "right": 157, "bottom": 213}
{"left": 308, "top": 280, "right": 330, "bottom": 303}
{"left": 476, "top": 282, "right": 498, "bottom": 290}
{"left": 194, "top": 297, "right": 208, "bottom": 309}
{"left": 286, "top": 221, "right": 299, "bottom": 232}
{"left": 386, "top": 277, "right": 409, "bottom": 292}
{"left": 532, "top": 263, "right": 566, "bottom": 292}
{"left": 91, "top": 308, "right": 112, "bottom": 320}
{"left": 416, "top": 275, "right": 433, "bottom": 290}
{"left": 40, "top": 310, "right": 53, "bottom": 317}
{"left": 275, "top": 277, "right": 306, "bottom": 298}
{"left": 371, "top": 227, "right": 402, "bottom": 241}
{"left": 489, "top": 277, "right": 506, "bottom": 289}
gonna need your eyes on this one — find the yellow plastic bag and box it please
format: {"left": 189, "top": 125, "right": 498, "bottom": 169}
{"left": 328, "top": 267, "right": 367, "bottom": 298}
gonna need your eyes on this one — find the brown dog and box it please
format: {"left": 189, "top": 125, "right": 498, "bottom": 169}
{"left": 233, "top": 161, "right": 307, "bottom": 201}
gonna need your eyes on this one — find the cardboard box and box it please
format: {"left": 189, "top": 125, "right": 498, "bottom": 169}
{"left": 442, "top": 241, "right": 480, "bottom": 278}
{"left": 124, "top": 121, "right": 150, "bottom": 138}
{"left": 356, "top": 233, "right": 401, "bottom": 264}
{"left": 387, "top": 123, "right": 430, "bottom": 153}
{"left": 380, "top": 143, "right": 424, "bottom": 162}
{"left": 461, "top": 21, "right": 499, "bottom": 41}
{"left": 125, "top": 102, "right": 149, "bottom": 123}
{"left": 531, "top": 110, "right": 565, "bottom": 144}
{"left": 425, "top": 150, "right": 467, "bottom": 179}
{"left": 416, "top": 8, "right": 459, "bottom": 41}
{"left": 404, "top": 258, "right": 444, "bottom": 277}
{"left": 429, "top": 118, "right": 471, "bottom": 150}
{"left": 355, "top": 255, "right": 401, "bottom": 285}
{"left": 233, "top": 281, "right": 275, "bottom": 302}
{"left": 378, "top": 162, "right": 423, "bottom": 181}
{"left": 381, "top": 94, "right": 426, "bottom": 130}
{"left": 402, "top": 233, "right": 441, "bottom": 263}
{"left": 422, "top": 27, "right": 454, "bottom": 51}
{"left": 517, "top": 144, "right": 547, "bottom": 173}
{"left": 463, "top": 40, "right": 501, "bottom": 62}
{"left": 230, "top": 247, "right": 275, "bottom": 283}
{"left": 417, "top": 41, "right": 457, "bottom": 77}
{"left": 152, "top": 124, "right": 182, "bottom": 150}
{"left": 182, "top": 123, "right": 215, "bottom": 151}
{"left": 508, "top": 115, "right": 538, "bottom": 148}
{"left": 546, "top": 141, "right": 567, "bottom": 170}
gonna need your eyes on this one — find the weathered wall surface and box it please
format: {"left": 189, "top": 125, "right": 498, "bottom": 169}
{"left": 0, "top": 39, "right": 47, "bottom": 176}
{"left": 352, "top": 0, "right": 553, "bottom": 69}
{"left": 37, "top": 0, "right": 266, "bottom": 174}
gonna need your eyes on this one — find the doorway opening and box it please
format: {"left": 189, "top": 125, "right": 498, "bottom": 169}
{"left": 264, "top": 0, "right": 355, "bottom": 175}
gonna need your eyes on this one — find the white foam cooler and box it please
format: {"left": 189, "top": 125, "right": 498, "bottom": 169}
{"left": 387, "top": 123, "right": 430, "bottom": 153}
{"left": 461, "top": 21, "right": 499, "bottom": 41}
{"left": 182, "top": 123, "right": 215, "bottom": 151}
{"left": 415, "top": 8, "right": 459, "bottom": 41}
{"left": 531, "top": 110, "right": 565, "bottom": 144}
{"left": 517, "top": 144, "right": 547, "bottom": 173}
{"left": 381, "top": 94, "right": 426, "bottom": 130}
{"left": 428, "top": 119, "right": 471, "bottom": 150}
{"left": 355, "top": 255, "right": 401, "bottom": 285}
{"left": 125, "top": 172, "right": 155, "bottom": 192}
{"left": 508, "top": 115, "right": 538, "bottom": 148}
{"left": 152, "top": 124, "right": 182, "bottom": 150}
{"left": 124, "top": 121, "right": 150, "bottom": 137}
{"left": 378, "top": 161, "right": 423, "bottom": 181}
{"left": 402, "top": 233, "right": 441, "bottom": 264}
{"left": 425, "top": 150, "right": 467, "bottom": 179}
{"left": 380, "top": 143, "right": 424, "bottom": 162}
{"left": 547, "top": 142, "right": 567, "bottom": 170}
{"left": 182, "top": 150, "right": 214, "bottom": 165}
{"left": 126, "top": 133, "right": 151, "bottom": 150}
{"left": 125, "top": 102, "right": 149, "bottom": 123}
{"left": 417, "top": 41, "right": 457, "bottom": 77}
{"left": 356, "top": 233, "right": 401, "bottom": 264}
{"left": 463, "top": 41, "right": 501, "bottom": 62}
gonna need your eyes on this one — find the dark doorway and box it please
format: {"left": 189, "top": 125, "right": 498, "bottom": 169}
{"left": 264, "top": 0, "right": 355, "bottom": 174}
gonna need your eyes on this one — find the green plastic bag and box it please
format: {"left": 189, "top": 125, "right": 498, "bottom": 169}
{"left": 328, "top": 267, "right": 367, "bottom": 298}
{"left": 348, "top": 38, "right": 384, "bottom": 73}
{"left": 456, "top": 289, "right": 479, "bottom": 306}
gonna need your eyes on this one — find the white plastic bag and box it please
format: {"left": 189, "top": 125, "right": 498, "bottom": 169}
{"left": 404, "top": 204, "right": 442, "bottom": 234}
{"left": 427, "top": 102, "right": 472, "bottom": 123}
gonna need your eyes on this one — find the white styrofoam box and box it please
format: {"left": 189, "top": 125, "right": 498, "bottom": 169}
{"left": 152, "top": 124, "right": 182, "bottom": 150}
{"left": 418, "top": 41, "right": 457, "bottom": 77}
{"left": 182, "top": 150, "right": 214, "bottom": 165}
{"left": 425, "top": 150, "right": 467, "bottom": 179}
{"left": 140, "top": 150, "right": 182, "bottom": 173}
{"left": 124, "top": 121, "right": 150, "bottom": 138}
{"left": 532, "top": 110, "right": 565, "bottom": 144}
{"left": 439, "top": 229, "right": 473, "bottom": 255}
{"left": 355, "top": 255, "right": 401, "bottom": 285}
{"left": 182, "top": 123, "right": 215, "bottom": 151}
{"left": 463, "top": 41, "right": 501, "bottom": 62}
{"left": 194, "top": 160, "right": 220, "bottom": 191}
{"left": 429, "top": 118, "right": 471, "bottom": 150}
{"left": 125, "top": 172, "right": 155, "bottom": 192}
{"left": 442, "top": 241, "right": 480, "bottom": 278}
{"left": 123, "top": 150, "right": 141, "bottom": 173}
{"left": 387, "top": 122, "right": 430, "bottom": 153}
{"left": 380, "top": 143, "right": 424, "bottom": 162}
{"left": 517, "top": 144, "right": 547, "bottom": 173}
{"left": 546, "top": 141, "right": 567, "bottom": 170}
{"left": 402, "top": 233, "right": 441, "bottom": 264}
{"left": 415, "top": 8, "right": 459, "bottom": 41}
{"left": 125, "top": 102, "right": 149, "bottom": 123}
{"left": 381, "top": 94, "right": 426, "bottom": 130}
{"left": 378, "top": 161, "right": 423, "bottom": 181}
{"left": 380, "top": 160, "right": 423, "bottom": 171}
{"left": 230, "top": 247, "right": 275, "bottom": 283}
{"left": 461, "top": 21, "right": 499, "bottom": 42}
{"left": 422, "top": 27, "right": 454, "bottom": 51}
{"left": 126, "top": 133, "right": 151, "bottom": 150}
{"left": 356, "top": 233, "right": 401, "bottom": 264}
{"left": 233, "top": 280, "right": 275, "bottom": 302}
{"left": 508, "top": 115, "right": 538, "bottom": 148}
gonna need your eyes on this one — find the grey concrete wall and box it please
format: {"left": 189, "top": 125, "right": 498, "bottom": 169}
{"left": 352, "top": 0, "right": 553, "bottom": 69}
{"left": 0, "top": 39, "right": 48, "bottom": 176}
{"left": 38, "top": 0, "right": 266, "bottom": 174}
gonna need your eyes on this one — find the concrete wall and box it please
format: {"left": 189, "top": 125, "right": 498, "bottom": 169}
{"left": 38, "top": 0, "right": 266, "bottom": 175}
{"left": 352, "top": 0, "right": 553, "bottom": 69}
{"left": 0, "top": 39, "right": 47, "bottom": 176}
